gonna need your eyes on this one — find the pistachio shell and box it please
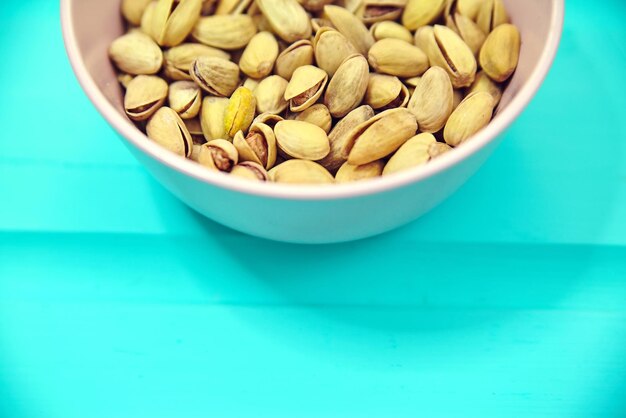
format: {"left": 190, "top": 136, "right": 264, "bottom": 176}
{"left": 362, "top": 0, "right": 407, "bottom": 24}
{"left": 274, "top": 40, "right": 315, "bottom": 80}
{"left": 164, "top": 43, "right": 231, "bottom": 81}
{"left": 239, "top": 31, "right": 279, "bottom": 79}
{"left": 402, "top": 0, "right": 445, "bottom": 30}
{"left": 254, "top": 75, "right": 289, "bottom": 115}
{"left": 252, "top": 113, "right": 285, "bottom": 128}
{"left": 151, "top": 0, "right": 203, "bottom": 47}
{"left": 476, "top": 0, "right": 509, "bottom": 34}
{"left": 256, "top": 0, "right": 312, "bottom": 43}
{"left": 275, "top": 120, "right": 331, "bottom": 161}
{"left": 190, "top": 56, "right": 240, "bottom": 97}
{"left": 242, "top": 77, "right": 260, "bottom": 92}
{"left": 446, "top": 12, "right": 486, "bottom": 56}
{"left": 231, "top": 161, "right": 269, "bottom": 181}
{"left": 347, "top": 108, "right": 418, "bottom": 165}
{"left": 224, "top": 87, "right": 257, "bottom": 138}
{"left": 122, "top": 0, "right": 153, "bottom": 26}
{"left": 455, "top": 0, "right": 483, "bottom": 20}
{"left": 124, "top": 75, "right": 168, "bottom": 121}
{"left": 269, "top": 160, "right": 335, "bottom": 184}
{"left": 467, "top": 70, "right": 502, "bottom": 107}
{"left": 146, "top": 107, "right": 193, "bottom": 157}
{"left": 109, "top": 32, "right": 163, "bottom": 75}
{"left": 313, "top": 28, "right": 358, "bottom": 77}
{"left": 443, "top": 92, "right": 494, "bottom": 146}
{"left": 311, "top": 17, "right": 335, "bottom": 32}
{"left": 383, "top": 133, "right": 436, "bottom": 175}
{"left": 284, "top": 65, "right": 329, "bottom": 112}
{"left": 428, "top": 142, "right": 452, "bottom": 158}
{"left": 191, "top": 143, "right": 203, "bottom": 161}
{"left": 117, "top": 73, "right": 135, "bottom": 89}
{"left": 214, "top": 0, "right": 253, "bottom": 14}
{"left": 184, "top": 117, "right": 206, "bottom": 143}
{"left": 335, "top": 160, "right": 384, "bottom": 182}
{"left": 365, "top": 74, "right": 409, "bottom": 111}
{"left": 324, "top": 54, "right": 370, "bottom": 118}
{"left": 407, "top": 66, "right": 453, "bottom": 133}
{"left": 200, "top": 96, "right": 229, "bottom": 141}
{"left": 294, "top": 104, "right": 333, "bottom": 134}
{"left": 192, "top": 14, "right": 257, "bottom": 50}
{"left": 370, "top": 21, "right": 413, "bottom": 43}
{"left": 368, "top": 38, "right": 429, "bottom": 78}
{"left": 168, "top": 80, "right": 202, "bottom": 119}
{"left": 198, "top": 139, "right": 239, "bottom": 172}
{"left": 140, "top": 1, "right": 158, "bottom": 37}
{"left": 479, "top": 24, "right": 521, "bottom": 83}
{"left": 233, "top": 123, "right": 277, "bottom": 169}
{"left": 324, "top": 5, "right": 375, "bottom": 55}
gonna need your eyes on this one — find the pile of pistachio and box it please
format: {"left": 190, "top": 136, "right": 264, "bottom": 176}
{"left": 110, "top": 0, "right": 520, "bottom": 184}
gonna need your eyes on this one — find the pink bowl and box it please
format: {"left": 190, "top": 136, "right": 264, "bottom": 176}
{"left": 61, "top": 0, "right": 564, "bottom": 243}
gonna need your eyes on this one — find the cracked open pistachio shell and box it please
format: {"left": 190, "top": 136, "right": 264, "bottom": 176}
{"left": 233, "top": 123, "right": 277, "bottom": 169}
{"left": 429, "top": 142, "right": 452, "bottom": 158}
{"left": 200, "top": 96, "right": 229, "bottom": 141}
{"left": 151, "top": 0, "right": 203, "bottom": 47}
{"left": 368, "top": 38, "right": 429, "bottom": 78}
{"left": 198, "top": 139, "right": 239, "bottom": 172}
{"left": 365, "top": 74, "right": 410, "bottom": 111}
{"left": 415, "top": 25, "right": 476, "bottom": 88}
{"left": 231, "top": 161, "right": 269, "bottom": 181}
{"left": 402, "top": 0, "right": 445, "bottom": 30}
{"left": 335, "top": 160, "right": 385, "bottom": 183}
{"left": 313, "top": 28, "right": 358, "bottom": 77}
{"left": 109, "top": 32, "right": 163, "bottom": 75}
{"left": 239, "top": 31, "right": 279, "bottom": 79}
{"left": 407, "top": 66, "right": 453, "bottom": 133}
{"left": 124, "top": 75, "right": 168, "bottom": 121}
{"left": 269, "top": 160, "right": 335, "bottom": 184}
{"left": 254, "top": 76, "right": 289, "bottom": 115}
{"left": 122, "top": 0, "right": 153, "bottom": 25}
{"left": 192, "top": 14, "right": 257, "bottom": 50}
{"left": 252, "top": 113, "right": 284, "bottom": 128}
{"left": 479, "top": 23, "right": 521, "bottom": 83}
{"left": 256, "top": 0, "right": 312, "bottom": 43}
{"left": 476, "top": 0, "right": 509, "bottom": 34}
{"left": 324, "top": 54, "right": 369, "bottom": 118}
{"left": 468, "top": 70, "right": 502, "bottom": 107}
{"left": 284, "top": 65, "right": 329, "bottom": 112}
{"left": 274, "top": 40, "right": 314, "bottom": 80}
{"left": 275, "top": 120, "right": 330, "bottom": 161}
{"left": 318, "top": 105, "right": 374, "bottom": 172}
{"left": 370, "top": 21, "right": 412, "bottom": 43}
{"left": 298, "top": 0, "right": 334, "bottom": 12}
{"left": 224, "top": 87, "right": 257, "bottom": 138}
{"left": 324, "top": 5, "right": 374, "bottom": 56}
{"left": 383, "top": 133, "right": 436, "bottom": 175}
{"left": 346, "top": 108, "right": 418, "bottom": 166}
{"left": 361, "top": 0, "right": 407, "bottom": 24}
{"left": 164, "top": 43, "right": 230, "bottom": 81}
{"left": 443, "top": 92, "right": 494, "bottom": 146}
{"left": 214, "top": 0, "right": 253, "bottom": 14}
{"left": 295, "top": 104, "right": 333, "bottom": 134}
{"left": 146, "top": 107, "right": 193, "bottom": 157}
{"left": 190, "top": 56, "right": 240, "bottom": 96}
{"left": 168, "top": 81, "right": 202, "bottom": 119}
{"left": 446, "top": 12, "right": 486, "bottom": 56}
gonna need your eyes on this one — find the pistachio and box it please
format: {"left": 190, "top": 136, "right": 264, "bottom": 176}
{"left": 124, "top": 75, "right": 169, "bottom": 121}
{"left": 370, "top": 21, "right": 413, "bottom": 44}
{"left": 362, "top": 0, "right": 407, "bottom": 24}
{"left": 415, "top": 25, "right": 476, "bottom": 88}
{"left": 443, "top": 92, "right": 494, "bottom": 146}
{"left": 299, "top": 0, "right": 334, "bottom": 12}
{"left": 256, "top": 0, "right": 312, "bottom": 43}
{"left": 275, "top": 120, "right": 331, "bottom": 160}
{"left": 467, "top": 70, "right": 502, "bottom": 107}
{"left": 122, "top": 0, "right": 153, "bottom": 26}
{"left": 402, "top": 0, "right": 445, "bottom": 30}
{"left": 269, "top": 160, "right": 335, "bottom": 184}
{"left": 239, "top": 31, "right": 279, "bottom": 79}
{"left": 141, "top": 1, "right": 158, "bottom": 37}
{"left": 365, "top": 73, "right": 410, "bottom": 111}
{"left": 168, "top": 80, "right": 202, "bottom": 119}
{"left": 407, "top": 66, "right": 453, "bottom": 133}
{"left": 214, "top": 0, "right": 253, "bottom": 14}
{"left": 164, "top": 43, "right": 230, "bottom": 81}
{"left": 242, "top": 77, "right": 260, "bottom": 92}
{"left": 233, "top": 123, "right": 277, "bottom": 169}
{"left": 252, "top": 113, "right": 285, "bottom": 128}
{"left": 200, "top": 96, "right": 229, "bottom": 140}
{"left": 455, "top": 0, "right": 483, "bottom": 20}
{"left": 318, "top": 105, "right": 375, "bottom": 172}
{"left": 383, "top": 133, "right": 436, "bottom": 175}
{"left": 231, "top": 161, "right": 269, "bottom": 181}
{"left": 428, "top": 141, "right": 452, "bottom": 158}
{"left": 224, "top": 87, "right": 257, "bottom": 138}
{"left": 347, "top": 108, "right": 418, "bottom": 165}
{"left": 324, "top": 54, "right": 370, "bottom": 118}
{"left": 335, "top": 160, "right": 385, "bottom": 182}
{"left": 479, "top": 23, "right": 521, "bottom": 83}
{"left": 192, "top": 14, "right": 257, "bottom": 49}
{"left": 446, "top": 12, "right": 486, "bottom": 56}
{"left": 295, "top": 104, "right": 333, "bottom": 134}
{"left": 404, "top": 76, "right": 422, "bottom": 89}
{"left": 254, "top": 75, "right": 289, "bottom": 115}
{"left": 117, "top": 73, "right": 135, "bottom": 89}
{"left": 190, "top": 56, "right": 240, "bottom": 96}
{"left": 198, "top": 139, "right": 239, "bottom": 172}
{"left": 368, "top": 38, "right": 429, "bottom": 78}
{"left": 274, "top": 40, "right": 315, "bottom": 80}
{"left": 311, "top": 17, "right": 335, "bottom": 32}
{"left": 109, "top": 32, "right": 163, "bottom": 75}
{"left": 324, "top": 5, "right": 375, "bottom": 55}
{"left": 146, "top": 106, "right": 193, "bottom": 157}
{"left": 284, "top": 65, "right": 329, "bottom": 112}
{"left": 313, "top": 28, "right": 358, "bottom": 77}
{"left": 476, "top": 0, "right": 509, "bottom": 34}
{"left": 151, "top": 0, "right": 203, "bottom": 47}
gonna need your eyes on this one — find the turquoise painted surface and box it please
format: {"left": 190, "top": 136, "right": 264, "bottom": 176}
{"left": 1, "top": 0, "right": 626, "bottom": 417}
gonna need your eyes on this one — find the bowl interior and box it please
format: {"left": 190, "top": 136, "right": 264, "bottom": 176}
{"left": 63, "top": 0, "right": 562, "bottom": 199}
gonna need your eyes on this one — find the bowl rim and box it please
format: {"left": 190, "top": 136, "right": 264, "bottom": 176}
{"left": 61, "top": 0, "right": 564, "bottom": 201}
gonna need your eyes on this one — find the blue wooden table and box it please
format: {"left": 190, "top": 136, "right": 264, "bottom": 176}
{"left": 1, "top": 1, "right": 625, "bottom": 417}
